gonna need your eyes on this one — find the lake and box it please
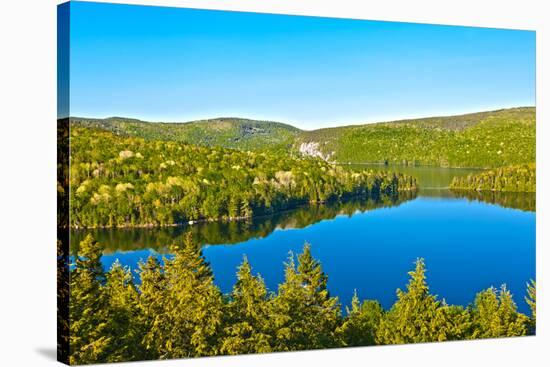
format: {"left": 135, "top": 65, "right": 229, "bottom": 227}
{"left": 70, "top": 165, "right": 536, "bottom": 314}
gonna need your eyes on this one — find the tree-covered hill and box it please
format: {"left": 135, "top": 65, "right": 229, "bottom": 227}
{"left": 297, "top": 107, "right": 535, "bottom": 168}
{"left": 72, "top": 107, "right": 535, "bottom": 168}
{"left": 450, "top": 164, "right": 536, "bottom": 193}
{"left": 70, "top": 127, "right": 416, "bottom": 228}
{"left": 71, "top": 116, "right": 301, "bottom": 152}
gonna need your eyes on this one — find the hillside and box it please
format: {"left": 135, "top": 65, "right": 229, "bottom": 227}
{"left": 72, "top": 107, "right": 535, "bottom": 168}
{"left": 450, "top": 163, "right": 536, "bottom": 193}
{"left": 297, "top": 107, "right": 535, "bottom": 168}
{"left": 69, "top": 126, "right": 416, "bottom": 228}
{"left": 71, "top": 116, "right": 301, "bottom": 152}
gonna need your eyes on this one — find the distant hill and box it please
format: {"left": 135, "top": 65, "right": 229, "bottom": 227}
{"left": 71, "top": 116, "right": 301, "bottom": 152}
{"left": 72, "top": 107, "right": 535, "bottom": 168}
{"left": 297, "top": 107, "right": 535, "bottom": 168}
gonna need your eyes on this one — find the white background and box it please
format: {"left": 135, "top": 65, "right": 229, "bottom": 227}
{"left": 0, "top": 0, "right": 547, "bottom": 366}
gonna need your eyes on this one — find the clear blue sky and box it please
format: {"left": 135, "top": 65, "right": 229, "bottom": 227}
{"left": 66, "top": 1, "right": 535, "bottom": 129}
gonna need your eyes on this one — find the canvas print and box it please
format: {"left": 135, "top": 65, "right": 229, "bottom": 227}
{"left": 57, "top": 1, "right": 536, "bottom": 365}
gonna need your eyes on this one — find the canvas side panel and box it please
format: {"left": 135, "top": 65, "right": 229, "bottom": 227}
{"left": 57, "top": 2, "right": 70, "bottom": 365}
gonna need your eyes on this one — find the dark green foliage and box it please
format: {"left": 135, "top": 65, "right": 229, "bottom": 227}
{"left": 70, "top": 192, "right": 417, "bottom": 254}
{"left": 337, "top": 291, "right": 384, "bottom": 346}
{"left": 450, "top": 163, "right": 535, "bottom": 192}
{"left": 220, "top": 257, "right": 272, "bottom": 355}
{"left": 69, "top": 236, "right": 533, "bottom": 364}
{"left": 70, "top": 127, "right": 416, "bottom": 228}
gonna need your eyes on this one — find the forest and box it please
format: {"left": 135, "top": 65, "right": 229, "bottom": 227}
{"left": 449, "top": 164, "right": 536, "bottom": 193}
{"left": 66, "top": 234, "right": 536, "bottom": 365}
{"left": 299, "top": 107, "right": 535, "bottom": 168}
{"left": 69, "top": 127, "right": 416, "bottom": 228}
{"left": 72, "top": 107, "right": 535, "bottom": 169}
{"left": 70, "top": 192, "right": 417, "bottom": 254}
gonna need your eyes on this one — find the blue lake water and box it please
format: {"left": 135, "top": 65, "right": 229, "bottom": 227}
{"left": 70, "top": 166, "right": 536, "bottom": 314}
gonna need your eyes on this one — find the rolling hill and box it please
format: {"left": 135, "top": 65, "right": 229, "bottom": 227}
{"left": 71, "top": 107, "right": 535, "bottom": 168}
{"left": 71, "top": 116, "right": 300, "bottom": 152}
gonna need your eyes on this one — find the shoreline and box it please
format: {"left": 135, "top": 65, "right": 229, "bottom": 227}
{"left": 70, "top": 189, "right": 417, "bottom": 230}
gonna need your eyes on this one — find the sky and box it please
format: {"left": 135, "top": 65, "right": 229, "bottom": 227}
{"left": 64, "top": 1, "right": 536, "bottom": 130}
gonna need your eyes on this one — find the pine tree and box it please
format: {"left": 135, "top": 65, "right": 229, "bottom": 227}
{"left": 69, "top": 234, "right": 111, "bottom": 364}
{"left": 138, "top": 256, "right": 167, "bottom": 360}
{"left": 220, "top": 256, "right": 272, "bottom": 355}
{"left": 270, "top": 244, "right": 341, "bottom": 351}
{"left": 376, "top": 258, "right": 447, "bottom": 344}
{"left": 525, "top": 280, "right": 536, "bottom": 334}
{"left": 337, "top": 290, "right": 384, "bottom": 346}
{"left": 103, "top": 261, "right": 142, "bottom": 362}
{"left": 470, "top": 285, "right": 528, "bottom": 339}
{"left": 144, "top": 233, "right": 224, "bottom": 359}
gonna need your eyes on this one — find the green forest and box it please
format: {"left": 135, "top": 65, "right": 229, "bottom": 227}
{"left": 73, "top": 107, "right": 535, "bottom": 169}
{"left": 66, "top": 234, "right": 536, "bottom": 365}
{"left": 450, "top": 164, "right": 536, "bottom": 193}
{"left": 299, "top": 107, "right": 534, "bottom": 167}
{"left": 70, "top": 127, "right": 416, "bottom": 228}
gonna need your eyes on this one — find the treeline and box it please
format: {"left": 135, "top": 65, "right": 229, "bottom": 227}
{"left": 69, "top": 234, "right": 536, "bottom": 364}
{"left": 299, "top": 107, "right": 535, "bottom": 168}
{"left": 70, "top": 127, "right": 416, "bottom": 228}
{"left": 70, "top": 192, "right": 417, "bottom": 254}
{"left": 450, "top": 164, "right": 535, "bottom": 193}
{"left": 71, "top": 117, "right": 300, "bottom": 152}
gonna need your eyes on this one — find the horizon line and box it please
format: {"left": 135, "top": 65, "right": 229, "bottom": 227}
{"left": 65, "top": 104, "right": 535, "bottom": 131}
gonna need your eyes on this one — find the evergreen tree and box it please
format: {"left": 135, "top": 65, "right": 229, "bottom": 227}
{"left": 220, "top": 256, "right": 272, "bottom": 355}
{"left": 525, "top": 280, "right": 536, "bottom": 334}
{"left": 138, "top": 256, "right": 167, "bottom": 360}
{"left": 376, "top": 258, "right": 447, "bottom": 344}
{"left": 470, "top": 285, "right": 528, "bottom": 339}
{"left": 103, "top": 261, "right": 142, "bottom": 362}
{"left": 69, "top": 234, "right": 110, "bottom": 364}
{"left": 337, "top": 290, "right": 384, "bottom": 346}
{"left": 270, "top": 244, "right": 341, "bottom": 351}
{"left": 144, "top": 233, "right": 224, "bottom": 359}
{"left": 437, "top": 303, "right": 472, "bottom": 341}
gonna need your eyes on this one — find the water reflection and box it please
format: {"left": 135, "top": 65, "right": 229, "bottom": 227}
{"left": 71, "top": 191, "right": 417, "bottom": 254}
{"left": 451, "top": 190, "right": 535, "bottom": 212}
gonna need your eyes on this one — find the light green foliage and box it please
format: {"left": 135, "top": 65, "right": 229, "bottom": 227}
{"left": 137, "top": 256, "right": 166, "bottom": 360}
{"left": 73, "top": 107, "right": 535, "bottom": 169}
{"left": 144, "top": 233, "right": 224, "bottom": 359}
{"left": 270, "top": 244, "right": 341, "bottom": 351}
{"left": 337, "top": 290, "right": 384, "bottom": 346}
{"left": 69, "top": 234, "right": 110, "bottom": 365}
{"left": 525, "top": 280, "right": 536, "bottom": 333}
{"left": 450, "top": 163, "right": 535, "bottom": 192}
{"left": 470, "top": 285, "right": 528, "bottom": 339}
{"left": 220, "top": 257, "right": 272, "bottom": 355}
{"left": 69, "top": 236, "right": 532, "bottom": 363}
{"left": 72, "top": 117, "right": 301, "bottom": 152}
{"left": 376, "top": 258, "right": 449, "bottom": 344}
{"left": 69, "top": 127, "right": 416, "bottom": 228}
{"left": 103, "top": 261, "right": 142, "bottom": 362}
{"left": 299, "top": 107, "right": 534, "bottom": 168}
